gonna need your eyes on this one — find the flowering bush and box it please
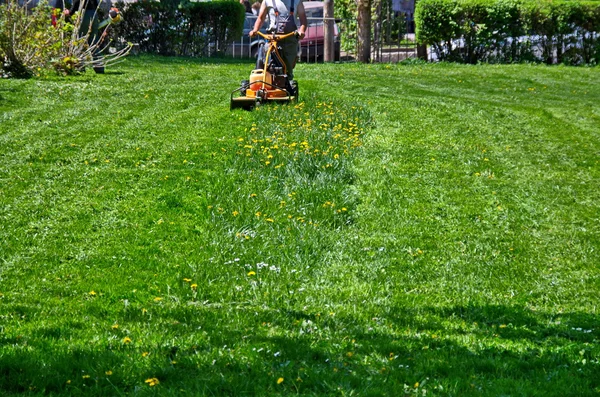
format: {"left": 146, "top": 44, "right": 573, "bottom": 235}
{"left": 0, "top": 0, "right": 67, "bottom": 77}
{"left": 0, "top": 0, "right": 131, "bottom": 78}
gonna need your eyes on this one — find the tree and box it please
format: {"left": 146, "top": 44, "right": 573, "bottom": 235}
{"left": 324, "top": 0, "right": 334, "bottom": 62}
{"left": 356, "top": 0, "right": 371, "bottom": 62}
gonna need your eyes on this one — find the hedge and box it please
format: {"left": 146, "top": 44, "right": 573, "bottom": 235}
{"left": 415, "top": 0, "right": 600, "bottom": 64}
{"left": 110, "top": 0, "right": 245, "bottom": 57}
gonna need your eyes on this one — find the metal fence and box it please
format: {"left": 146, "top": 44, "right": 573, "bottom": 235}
{"left": 337, "top": 11, "right": 416, "bottom": 63}
{"left": 227, "top": 10, "right": 416, "bottom": 64}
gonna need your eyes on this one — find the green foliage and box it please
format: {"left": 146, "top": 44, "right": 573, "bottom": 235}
{"left": 415, "top": 0, "right": 600, "bottom": 64}
{"left": 334, "top": 0, "right": 358, "bottom": 53}
{"left": 111, "top": 0, "right": 245, "bottom": 56}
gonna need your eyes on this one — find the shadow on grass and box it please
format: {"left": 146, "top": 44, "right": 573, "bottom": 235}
{"left": 1, "top": 304, "right": 598, "bottom": 395}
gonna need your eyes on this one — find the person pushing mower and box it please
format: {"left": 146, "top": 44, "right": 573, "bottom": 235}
{"left": 249, "top": 0, "right": 307, "bottom": 83}
{"left": 230, "top": 0, "right": 307, "bottom": 110}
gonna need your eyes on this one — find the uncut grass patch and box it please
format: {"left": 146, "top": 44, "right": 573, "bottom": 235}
{"left": 1, "top": 57, "right": 600, "bottom": 396}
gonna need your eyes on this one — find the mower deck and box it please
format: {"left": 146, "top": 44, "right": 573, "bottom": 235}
{"left": 230, "top": 81, "right": 296, "bottom": 111}
{"left": 230, "top": 96, "right": 295, "bottom": 110}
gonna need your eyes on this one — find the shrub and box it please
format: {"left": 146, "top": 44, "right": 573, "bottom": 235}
{"left": 0, "top": 0, "right": 131, "bottom": 78}
{"left": 110, "top": 0, "right": 245, "bottom": 57}
{"left": 0, "top": 0, "right": 67, "bottom": 77}
{"left": 415, "top": 0, "right": 600, "bottom": 64}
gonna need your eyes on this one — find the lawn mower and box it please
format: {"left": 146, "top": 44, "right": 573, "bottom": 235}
{"left": 230, "top": 30, "right": 299, "bottom": 111}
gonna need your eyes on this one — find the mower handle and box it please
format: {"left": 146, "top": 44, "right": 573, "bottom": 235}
{"left": 255, "top": 31, "right": 298, "bottom": 41}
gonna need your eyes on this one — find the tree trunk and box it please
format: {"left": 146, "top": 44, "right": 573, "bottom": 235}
{"left": 372, "top": 0, "right": 381, "bottom": 62}
{"left": 417, "top": 43, "right": 427, "bottom": 60}
{"left": 324, "top": 0, "right": 334, "bottom": 62}
{"left": 357, "top": 0, "right": 371, "bottom": 63}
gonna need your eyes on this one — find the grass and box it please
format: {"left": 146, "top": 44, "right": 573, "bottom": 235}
{"left": 1, "top": 56, "right": 599, "bottom": 396}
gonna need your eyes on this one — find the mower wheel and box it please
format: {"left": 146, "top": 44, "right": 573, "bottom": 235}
{"left": 290, "top": 80, "right": 298, "bottom": 99}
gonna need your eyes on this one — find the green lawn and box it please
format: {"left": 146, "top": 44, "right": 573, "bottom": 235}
{"left": 1, "top": 57, "right": 599, "bottom": 396}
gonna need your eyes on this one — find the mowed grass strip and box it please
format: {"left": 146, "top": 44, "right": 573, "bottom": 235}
{"left": 0, "top": 57, "right": 599, "bottom": 396}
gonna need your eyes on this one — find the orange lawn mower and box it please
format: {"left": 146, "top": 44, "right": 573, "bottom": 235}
{"left": 230, "top": 30, "right": 299, "bottom": 111}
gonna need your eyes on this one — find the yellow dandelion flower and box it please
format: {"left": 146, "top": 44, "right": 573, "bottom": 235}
{"left": 277, "top": 377, "right": 284, "bottom": 384}
{"left": 89, "top": 291, "right": 97, "bottom": 296}
{"left": 414, "top": 382, "right": 419, "bottom": 388}
{"left": 142, "top": 352, "right": 149, "bottom": 357}
{"left": 145, "top": 377, "right": 160, "bottom": 387}
{"left": 82, "top": 374, "right": 90, "bottom": 379}
{"left": 112, "top": 324, "right": 119, "bottom": 329}
{"left": 191, "top": 284, "right": 198, "bottom": 289}
{"left": 123, "top": 337, "right": 132, "bottom": 344}
{"left": 183, "top": 278, "right": 191, "bottom": 282}
{"left": 266, "top": 218, "right": 274, "bottom": 222}
{"left": 247, "top": 271, "right": 256, "bottom": 276}
{"left": 153, "top": 297, "right": 162, "bottom": 302}
{"left": 233, "top": 211, "right": 239, "bottom": 217}
{"left": 105, "top": 370, "right": 113, "bottom": 376}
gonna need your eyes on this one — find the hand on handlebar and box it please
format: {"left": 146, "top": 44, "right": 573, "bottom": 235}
{"left": 248, "top": 29, "right": 257, "bottom": 37}
{"left": 296, "top": 30, "right": 305, "bottom": 40}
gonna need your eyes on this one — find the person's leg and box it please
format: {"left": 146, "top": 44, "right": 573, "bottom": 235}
{"left": 255, "top": 41, "right": 266, "bottom": 70}
{"left": 280, "top": 36, "right": 298, "bottom": 80}
{"left": 82, "top": 10, "right": 104, "bottom": 73}
{"left": 80, "top": 10, "right": 99, "bottom": 46}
